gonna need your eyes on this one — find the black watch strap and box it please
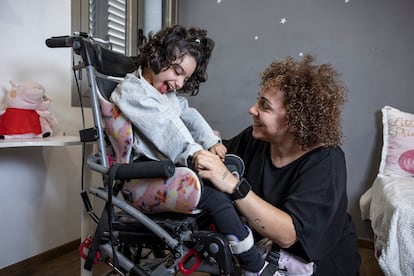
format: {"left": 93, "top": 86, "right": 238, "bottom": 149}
{"left": 229, "top": 178, "right": 251, "bottom": 201}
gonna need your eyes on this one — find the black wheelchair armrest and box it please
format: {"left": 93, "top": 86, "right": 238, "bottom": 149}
{"left": 87, "top": 153, "right": 175, "bottom": 179}
{"left": 115, "top": 160, "right": 175, "bottom": 180}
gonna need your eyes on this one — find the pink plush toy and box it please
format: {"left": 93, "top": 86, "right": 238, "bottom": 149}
{"left": 0, "top": 81, "right": 58, "bottom": 139}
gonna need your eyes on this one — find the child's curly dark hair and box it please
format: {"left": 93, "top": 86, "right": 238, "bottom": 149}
{"left": 134, "top": 25, "right": 215, "bottom": 96}
{"left": 260, "top": 54, "right": 347, "bottom": 149}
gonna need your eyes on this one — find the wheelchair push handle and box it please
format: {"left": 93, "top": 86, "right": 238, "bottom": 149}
{"left": 45, "top": 35, "right": 75, "bottom": 48}
{"left": 45, "top": 32, "right": 90, "bottom": 48}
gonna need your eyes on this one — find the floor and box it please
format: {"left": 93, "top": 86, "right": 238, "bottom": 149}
{"left": 1, "top": 244, "right": 384, "bottom": 276}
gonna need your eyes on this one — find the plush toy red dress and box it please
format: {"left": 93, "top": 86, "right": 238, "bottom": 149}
{"left": 0, "top": 108, "right": 41, "bottom": 135}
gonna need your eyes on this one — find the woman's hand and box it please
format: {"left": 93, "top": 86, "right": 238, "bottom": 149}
{"left": 193, "top": 149, "right": 238, "bottom": 194}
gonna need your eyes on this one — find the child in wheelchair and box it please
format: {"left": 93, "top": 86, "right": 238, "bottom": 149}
{"left": 110, "top": 25, "right": 266, "bottom": 274}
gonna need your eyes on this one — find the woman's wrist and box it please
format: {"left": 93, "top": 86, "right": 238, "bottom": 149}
{"left": 222, "top": 173, "right": 239, "bottom": 194}
{"left": 228, "top": 177, "right": 239, "bottom": 194}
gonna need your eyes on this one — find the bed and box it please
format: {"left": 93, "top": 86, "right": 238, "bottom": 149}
{"left": 359, "top": 106, "right": 414, "bottom": 276}
{"left": 360, "top": 175, "right": 414, "bottom": 275}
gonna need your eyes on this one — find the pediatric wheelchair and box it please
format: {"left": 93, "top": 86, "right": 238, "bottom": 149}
{"left": 45, "top": 33, "right": 236, "bottom": 276}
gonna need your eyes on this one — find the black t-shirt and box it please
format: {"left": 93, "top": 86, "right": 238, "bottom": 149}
{"left": 224, "top": 126, "right": 361, "bottom": 276}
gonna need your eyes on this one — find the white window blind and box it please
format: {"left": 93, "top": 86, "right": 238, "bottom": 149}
{"left": 88, "top": 0, "right": 127, "bottom": 54}
{"left": 108, "top": 0, "right": 126, "bottom": 54}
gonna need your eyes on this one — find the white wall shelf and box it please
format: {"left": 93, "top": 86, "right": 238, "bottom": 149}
{"left": 0, "top": 136, "right": 80, "bottom": 148}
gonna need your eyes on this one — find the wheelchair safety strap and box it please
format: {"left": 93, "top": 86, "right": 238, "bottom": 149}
{"left": 84, "top": 164, "right": 122, "bottom": 271}
{"left": 83, "top": 203, "right": 110, "bottom": 270}
{"left": 228, "top": 225, "right": 254, "bottom": 254}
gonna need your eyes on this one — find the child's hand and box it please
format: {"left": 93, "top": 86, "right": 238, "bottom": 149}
{"left": 209, "top": 143, "right": 227, "bottom": 161}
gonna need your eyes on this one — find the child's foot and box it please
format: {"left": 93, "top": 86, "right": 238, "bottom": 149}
{"left": 224, "top": 154, "right": 245, "bottom": 179}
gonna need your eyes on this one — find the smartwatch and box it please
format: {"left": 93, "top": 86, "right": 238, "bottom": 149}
{"left": 229, "top": 178, "right": 251, "bottom": 201}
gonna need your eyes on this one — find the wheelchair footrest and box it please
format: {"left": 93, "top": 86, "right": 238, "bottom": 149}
{"left": 191, "top": 231, "right": 234, "bottom": 275}
{"left": 112, "top": 210, "right": 211, "bottom": 249}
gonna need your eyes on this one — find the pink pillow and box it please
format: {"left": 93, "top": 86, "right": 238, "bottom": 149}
{"left": 379, "top": 106, "right": 414, "bottom": 176}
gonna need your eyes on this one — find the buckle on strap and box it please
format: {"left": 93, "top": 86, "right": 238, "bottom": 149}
{"left": 259, "top": 249, "right": 281, "bottom": 275}
{"left": 266, "top": 249, "right": 281, "bottom": 265}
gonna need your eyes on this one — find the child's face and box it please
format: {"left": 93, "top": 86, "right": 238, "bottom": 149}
{"left": 152, "top": 54, "right": 197, "bottom": 94}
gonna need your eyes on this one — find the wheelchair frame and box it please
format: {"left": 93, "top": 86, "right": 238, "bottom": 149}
{"left": 46, "top": 33, "right": 236, "bottom": 276}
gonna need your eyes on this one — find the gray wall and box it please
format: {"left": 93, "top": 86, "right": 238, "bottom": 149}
{"left": 178, "top": 0, "right": 414, "bottom": 240}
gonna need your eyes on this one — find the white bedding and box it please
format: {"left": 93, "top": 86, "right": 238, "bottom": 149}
{"left": 359, "top": 174, "right": 414, "bottom": 276}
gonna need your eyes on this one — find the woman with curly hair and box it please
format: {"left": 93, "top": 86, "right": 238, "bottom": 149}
{"left": 111, "top": 25, "right": 266, "bottom": 274}
{"left": 193, "top": 54, "right": 361, "bottom": 275}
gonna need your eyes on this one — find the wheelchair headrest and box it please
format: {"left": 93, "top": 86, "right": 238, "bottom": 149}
{"left": 93, "top": 44, "right": 137, "bottom": 77}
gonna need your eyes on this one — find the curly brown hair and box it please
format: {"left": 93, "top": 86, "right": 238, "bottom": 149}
{"left": 260, "top": 54, "right": 347, "bottom": 149}
{"left": 135, "top": 25, "right": 215, "bottom": 96}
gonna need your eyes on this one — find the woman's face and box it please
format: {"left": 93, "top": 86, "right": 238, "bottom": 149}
{"left": 248, "top": 86, "right": 289, "bottom": 143}
{"left": 151, "top": 54, "right": 197, "bottom": 94}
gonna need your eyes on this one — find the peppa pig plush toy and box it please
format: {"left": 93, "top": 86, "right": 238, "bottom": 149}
{"left": 0, "top": 81, "right": 58, "bottom": 139}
